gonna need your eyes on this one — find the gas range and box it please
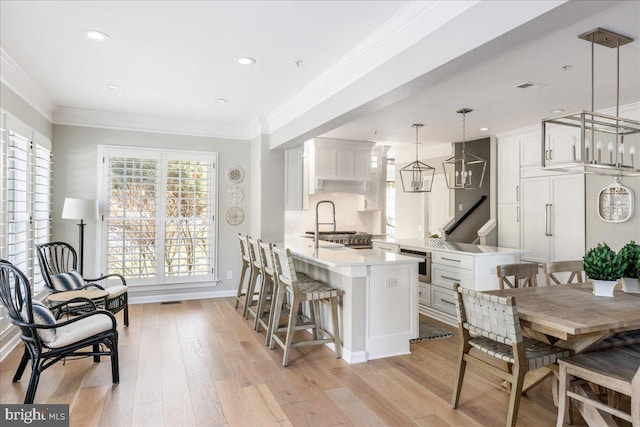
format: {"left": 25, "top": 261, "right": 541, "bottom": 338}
{"left": 304, "top": 231, "right": 373, "bottom": 249}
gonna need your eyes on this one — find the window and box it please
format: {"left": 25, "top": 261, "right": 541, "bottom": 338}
{"left": 98, "top": 146, "right": 217, "bottom": 285}
{"left": 386, "top": 158, "right": 396, "bottom": 237}
{"left": 0, "top": 112, "right": 52, "bottom": 335}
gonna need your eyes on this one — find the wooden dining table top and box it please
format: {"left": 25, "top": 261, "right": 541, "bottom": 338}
{"left": 486, "top": 283, "right": 640, "bottom": 343}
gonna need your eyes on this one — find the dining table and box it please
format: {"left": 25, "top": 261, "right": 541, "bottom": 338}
{"left": 486, "top": 282, "right": 640, "bottom": 426}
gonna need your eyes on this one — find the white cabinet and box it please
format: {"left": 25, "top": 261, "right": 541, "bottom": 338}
{"left": 520, "top": 174, "right": 585, "bottom": 263}
{"left": 358, "top": 149, "right": 385, "bottom": 211}
{"left": 306, "top": 138, "right": 375, "bottom": 195}
{"left": 497, "top": 136, "right": 520, "bottom": 249}
{"left": 544, "top": 125, "right": 580, "bottom": 166}
{"left": 520, "top": 131, "right": 543, "bottom": 170}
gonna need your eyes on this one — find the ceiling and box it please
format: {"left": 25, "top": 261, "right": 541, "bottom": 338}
{"left": 1, "top": 1, "right": 639, "bottom": 161}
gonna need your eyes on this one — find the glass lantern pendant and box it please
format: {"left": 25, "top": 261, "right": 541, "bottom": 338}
{"left": 399, "top": 124, "right": 436, "bottom": 193}
{"left": 443, "top": 108, "right": 487, "bottom": 189}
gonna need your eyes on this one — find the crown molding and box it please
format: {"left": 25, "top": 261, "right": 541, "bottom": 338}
{"left": 0, "top": 48, "right": 55, "bottom": 121}
{"left": 53, "top": 107, "right": 250, "bottom": 140}
{"left": 265, "top": 0, "right": 477, "bottom": 134}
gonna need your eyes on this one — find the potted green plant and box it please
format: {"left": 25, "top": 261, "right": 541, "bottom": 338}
{"left": 583, "top": 242, "right": 627, "bottom": 297}
{"left": 618, "top": 240, "right": 640, "bottom": 293}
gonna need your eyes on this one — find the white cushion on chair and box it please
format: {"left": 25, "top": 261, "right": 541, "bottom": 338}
{"left": 106, "top": 285, "right": 127, "bottom": 298}
{"left": 21, "top": 301, "right": 57, "bottom": 344}
{"left": 46, "top": 312, "right": 113, "bottom": 348}
{"left": 51, "top": 270, "right": 84, "bottom": 291}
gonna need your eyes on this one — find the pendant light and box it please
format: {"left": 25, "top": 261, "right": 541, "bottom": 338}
{"left": 443, "top": 108, "right": 487, "bottom": 189}
{"left": 542, "top": 28, "right": 640, "bottom": 176}
{"left": 399, "top": 124, "right": 435, "bottom": 193}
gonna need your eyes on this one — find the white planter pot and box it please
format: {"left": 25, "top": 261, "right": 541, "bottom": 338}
{"left": 590, "top": 279, "right": 618, "bottom": 297}
{"left": 620, "top": 277, "right": 640, "bottom": 294}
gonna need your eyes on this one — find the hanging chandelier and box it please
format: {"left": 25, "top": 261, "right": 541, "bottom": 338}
{"left": 399, "top": 124, "right": 435, "bottom": 193}
{"left": 442, "top": 108, "right": 487, "bottom": 189}
{"left": 542, "top": 28, "right": 640, "bottom": 176}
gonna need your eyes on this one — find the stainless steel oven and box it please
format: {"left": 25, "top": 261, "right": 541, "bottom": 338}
{"left": 399, "top": 248, "right": 431, "bottom": 283}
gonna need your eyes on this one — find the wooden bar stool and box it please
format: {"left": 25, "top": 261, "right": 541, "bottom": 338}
{"left": 497, "top": 263, "right": 538, "bottom": 289}
{"left": 234, "top": 234, "right": 252, "bottom": 316}
{"left": 245, "top": 236, "right": 263, "bottom": 321}
{"left": 255, "top": 241, "right": 277, "bottom": 335}
{"left": 269, "top": 246, "right": 343, "bottom": 367}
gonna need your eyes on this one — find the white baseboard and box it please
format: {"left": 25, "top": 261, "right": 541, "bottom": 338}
{"left": 128, "top": 289, "right": 236, "bottom": 304}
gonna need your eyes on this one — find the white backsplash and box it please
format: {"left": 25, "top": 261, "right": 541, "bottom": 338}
{"left": 285, "top": 193, "right": 377, "bottom": 235}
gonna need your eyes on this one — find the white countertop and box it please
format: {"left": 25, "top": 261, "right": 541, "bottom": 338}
{"left": 284, "top": 236, "right": 421, "bottom": 268}
{"left": 372, "top": 237, "right": 528, "bottom": 256}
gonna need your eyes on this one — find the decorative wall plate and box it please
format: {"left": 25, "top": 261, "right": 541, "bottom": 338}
{"left": 226, "top": 166, "right": 245, "bottom": 184}
{"left": 225, "top": 207, "right": 244, "bottom": 225}
{"left": 597, "top": 179, "right": 634, "bottom": 223}
{"left": 225, "top": 186, "right": 244, "bottom": 205}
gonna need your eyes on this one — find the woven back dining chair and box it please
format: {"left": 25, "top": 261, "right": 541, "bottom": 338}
{"left": 451, "top": 283, "right": 570, "bottom": 427}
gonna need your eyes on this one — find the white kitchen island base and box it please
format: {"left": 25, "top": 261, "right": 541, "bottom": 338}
{"left": 286, "top": 238, "right": 420, "bottom": 364}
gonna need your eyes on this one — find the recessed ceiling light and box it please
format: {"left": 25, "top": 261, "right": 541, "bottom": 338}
{"left": 84, "top": 30, "right": 110, "bottom": 41}
{"left": 215, "top": 98, "right": 229, "bottom": 103}
{"left": 550, "top": 108, "right": 565, "bottom": 114}
{"left": 479, "top": 127, "right": 490, "bottom": 131}
{"left": 236, "top": 57, "right": 256, "bottom": 65}
{"left": 106, "top": 85, "right": 122, "bottom": 91}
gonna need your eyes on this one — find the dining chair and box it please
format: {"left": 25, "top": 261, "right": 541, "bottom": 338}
{"left": 543, "top": 260, "right": 584, "bottom": 286}
{"left": 451, "top": 283, "right": 570, "bottom": 427}
{"left": 269, "top": 246, "right": 343, "bottom": 367}
{"left": 234, "top": 233, "right": 252, "bottom": 315}
{"left": 36, "top": 242, "right": 129, "bottom": 326}
{"left": 497, "top": 263, "right": 538, "bottom": 290}
{"left": 556, "top": 344, "right": 640, "bottom": 427}
{"left": 0, "top": 260, "right": 119, "bottom": 404}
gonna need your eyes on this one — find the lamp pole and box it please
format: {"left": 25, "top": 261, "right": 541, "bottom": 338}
{"left": 77, "top": 219, "right": 86, "bottom": 275}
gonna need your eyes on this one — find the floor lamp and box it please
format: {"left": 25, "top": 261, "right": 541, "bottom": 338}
{"left": 62, "top": 198, "right": 99, "bottom": 275}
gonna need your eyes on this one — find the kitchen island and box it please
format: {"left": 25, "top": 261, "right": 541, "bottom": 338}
{"left": 373, "top": 238, "right": 528, "bottom": 325}
{"left": 284, "top": 236, "right": 420, "bottom": 364}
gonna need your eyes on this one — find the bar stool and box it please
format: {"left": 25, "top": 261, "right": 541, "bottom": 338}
{"left": 269, "top": 246, "right": 343, "bottom": 367}
{"left": 245, "top": 236, "right": 263, "bottom": 321}
{"left": 234, "top": 234, "right": 252, "bottom": 317}
{"left": 256, "top": 241, "right": 278, "bottom": 344}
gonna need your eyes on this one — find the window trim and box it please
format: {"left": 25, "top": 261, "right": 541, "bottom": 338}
{"left": 97, "top": 145, "right": 219, "bottom": 286}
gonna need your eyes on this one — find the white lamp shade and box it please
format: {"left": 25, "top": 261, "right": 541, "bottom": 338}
{"left": 62, "top": 198, "right": 99, "bottom": 220}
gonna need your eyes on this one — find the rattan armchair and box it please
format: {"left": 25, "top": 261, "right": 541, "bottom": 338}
{"left": 36, "top": 242, "right": 129, "bottom": 326}
{"left": 0, "top": 260, "right": 119, "bottom": 404}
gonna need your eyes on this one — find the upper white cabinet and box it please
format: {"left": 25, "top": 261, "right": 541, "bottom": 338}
{"left": 497, "top": 136, "right": 520, "bottom": 204}
{"left": 544, "top": 125, "right": 581, "bottom": 166}
{"left": 306, "top": 138, "right": 375, "bottom": 195}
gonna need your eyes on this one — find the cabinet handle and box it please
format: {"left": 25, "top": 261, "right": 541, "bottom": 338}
{"left": 516, "top": 185, "right": 519, "bottom": 202}
{"left": 517, "top": 206, "right": 520, "bottom": 222}
{"left": 545, "top": 204, "right": 553, "bottom": 236}
{"left": 441, "top": 257, "right": 461, "bottom": 263}
{"left": 548, "top": 204, "right": 553, "bottom": 236}
{"left": 549, "top": 149, "right": 553, "bottom": 160}
{"left": 439, "top": 299, "right": 455, "bottom": 306}
{"left": 441, "top": 275, "right": 460, "bottom": 282}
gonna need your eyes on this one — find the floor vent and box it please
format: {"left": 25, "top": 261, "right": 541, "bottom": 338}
{"left": 161, "top": 301, "right": 182, "bottom": 305}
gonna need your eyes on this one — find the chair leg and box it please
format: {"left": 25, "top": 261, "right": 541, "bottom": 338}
{"left": 93, "top": 343, "right": 101, "bottom": 362}
{"left": 244, "top": 268, "right": 258, "bottom": 319}
{"left": 235, "top": 262, "right": 248, "bottom": 309}
{"left": 268, "top": 286, "right": 286, "bottom": 350}
{"left": 24, "top": 360, "right": 41, "bottom": 404}
{"left": 254, "top": 275, "right": 271, "bottom": 331}
{"left": 13, "top": 347, "right": 30, "bottom": 382}
{"left": 556, "top": 364, "right": 569, "bottom": 427}
{"left": 123, "top": 295, "right": 129, "bottom": 327}
{"left": 506, "top": 366, "right": 526, "bottom": 427}
{"left": 451, "top": 343, "right": 470, "bottom": 408}
{"left": 330, "top": 297, "right": 341, "bottom": 359}
{"left": 110, "top": 335, "right": 120, "bottom": 384}
{"left": 282, "top": 297, "right": 300, "bottom": 367}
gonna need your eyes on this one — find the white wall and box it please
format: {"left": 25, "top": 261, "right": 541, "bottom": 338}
{"left": 52, "top": 124, "right": 252, "bottom": 300}
{"left": 0, "top": 83, "right": 52, "bottom": 139}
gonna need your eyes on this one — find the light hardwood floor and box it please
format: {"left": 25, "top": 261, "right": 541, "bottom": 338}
{"left": 0, "top": 297, "right": 579, "bottom": 426}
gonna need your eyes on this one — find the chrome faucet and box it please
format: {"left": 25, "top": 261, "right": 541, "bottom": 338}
{"left": 315, "top": 200, "right": 336, "bottom": 249}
